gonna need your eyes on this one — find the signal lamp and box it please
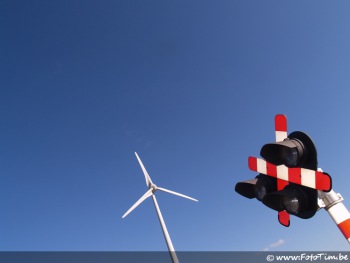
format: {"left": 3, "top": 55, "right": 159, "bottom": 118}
{"left": 254, "top": 175, "right": 276, "bottom": 201}
{"left": 235, "top": 174, "right": 276, "bottom": 201}
{"left": 260, "top": 131, "right": 317, "bottom": 169}
{"left": 262, "top": 184, "right": 317, "bottom": 219}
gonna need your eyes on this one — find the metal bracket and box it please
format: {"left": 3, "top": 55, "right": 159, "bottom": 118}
{"left": 318, "top": 190, "right": 343, "bottom": 209}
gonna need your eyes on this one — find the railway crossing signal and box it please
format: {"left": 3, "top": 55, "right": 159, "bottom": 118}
{"left": 235, "top": 114, "right": 350, "bottom": 244}
{"left": 256, "top": 131, "right": 331, "bottom": 220}
{"left": 235, "top": 114, "right": 332, "bottom": 224}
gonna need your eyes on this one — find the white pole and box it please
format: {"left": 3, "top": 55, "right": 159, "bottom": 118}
{"left": 318, "top": 190, "right": 350, "bottom": 244}
{"left": 152, "top": 195, "right": 180, "bottom": 263}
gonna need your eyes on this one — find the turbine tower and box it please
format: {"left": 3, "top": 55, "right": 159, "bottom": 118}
{"left": 122, "top": 152, "right": 198, "bottom": 263}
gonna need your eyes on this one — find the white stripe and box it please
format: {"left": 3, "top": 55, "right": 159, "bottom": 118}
{"left": 277, "top": 165, "right": 288, "bottom": 181}
{"left": 347, "top": 237, "right": 350, "bottom": 244}
{"left": 328, "top": 203, "right": 350, "bottom": 225}
{"left": 275, "top": 131, "right": 287, "bottom": 142}
{"left": 257, "top": 158, "right": 266, "bottom": 175}
{"left": 300, "top": 168, "right": 316, "bottom": 189}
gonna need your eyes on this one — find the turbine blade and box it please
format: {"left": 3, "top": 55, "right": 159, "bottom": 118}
{"left": 122, "top": 188, "right": 153, "bottom": 218}
{"left": 135, "top": 152, "right": 153, "bottom": 187}
{"left": 157, "top": 187, "right": 198, "bottom": 202}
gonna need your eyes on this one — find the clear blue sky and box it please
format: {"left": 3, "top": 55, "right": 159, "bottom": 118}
{"left": 1, "top": 0, "right": 350, "bottom": 251}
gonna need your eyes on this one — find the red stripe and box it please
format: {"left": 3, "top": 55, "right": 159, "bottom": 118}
{"left": 315, "top": 172, "right": 332, "bottom": 191}
{"left": 278, "top": 211, "right": 290, "bottom": 227}
{"left": 248, "top": 156, "right": 257, "bottom": 172}
{"left": 275, "top": 114, "right": 287, "bottom": 132}
{"left": 288, "top": 167, "right": 302, "bottom": 185}
{"left": 266, "top": 162, "right": 277, "bottom": 178}
{"left": 278, "top": 179, "right": 288, "bottom": 191}
{"left": 338, "top": 218, "right": 350, "bottom": 240}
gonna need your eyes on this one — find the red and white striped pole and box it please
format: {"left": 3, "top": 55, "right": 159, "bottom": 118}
{"left": 275, "top": 114, "right": 290, "bottom": 227}
{"left": 319, "top": 189, "right": 350, "bottom": 244}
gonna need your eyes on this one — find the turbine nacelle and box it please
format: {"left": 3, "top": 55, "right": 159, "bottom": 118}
{"left": 151, "top": 184, "right": 157, "bottom": 193}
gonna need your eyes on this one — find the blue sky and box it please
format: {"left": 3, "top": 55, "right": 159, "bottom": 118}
{"left": 1, "top": 0, "right": 350, "bottom": 251}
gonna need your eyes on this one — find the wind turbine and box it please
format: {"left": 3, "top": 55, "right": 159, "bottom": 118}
{"left": 122, "top": 152, "right": 198, "bottom": 263}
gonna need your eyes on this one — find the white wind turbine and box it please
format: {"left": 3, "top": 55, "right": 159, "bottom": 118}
{"left": 122, "top": 152, "right": 198, "bottom": 263}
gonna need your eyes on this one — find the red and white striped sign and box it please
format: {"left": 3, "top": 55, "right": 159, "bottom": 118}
{"left": 274, "top": 114, "right": 290, "bottom": 227}
{"left": 248, "top": 156, "right": 332, "bottom": 192}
